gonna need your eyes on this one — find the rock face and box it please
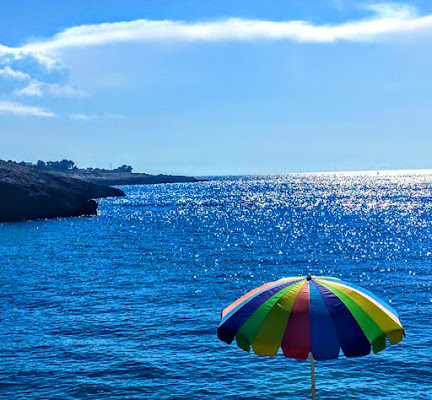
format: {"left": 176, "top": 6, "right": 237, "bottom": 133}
{"left": 0, "top": 160, "right": 125, "bottom": 222}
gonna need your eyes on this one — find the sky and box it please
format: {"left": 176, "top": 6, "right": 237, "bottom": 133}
{"left": 1, "top": 1, "right": 432, "bottom": 176}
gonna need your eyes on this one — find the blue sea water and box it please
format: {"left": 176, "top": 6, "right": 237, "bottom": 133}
{"left": 1, "top": 172, "right": 432, "bottom": 399}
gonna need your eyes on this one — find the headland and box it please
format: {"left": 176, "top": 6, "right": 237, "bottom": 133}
{"left": 0, "top": 159, "right": 202, "bottom": 222}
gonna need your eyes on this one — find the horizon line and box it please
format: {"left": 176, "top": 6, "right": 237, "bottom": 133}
{"left": 195, "top": 168, "right": 432, "bottom": 178}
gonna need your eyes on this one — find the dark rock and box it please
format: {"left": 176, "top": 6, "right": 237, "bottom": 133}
{"left": 0, "top": 160, "right": 125, "bottom": 222}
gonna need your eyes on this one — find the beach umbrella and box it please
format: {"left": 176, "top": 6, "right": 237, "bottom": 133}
{"left": 217, "top": 274, "right": 405, "bottom": 399}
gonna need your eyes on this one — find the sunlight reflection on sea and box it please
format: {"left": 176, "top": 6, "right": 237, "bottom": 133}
{"left": 1, "top": 171, "right": 431, "bottom": 399}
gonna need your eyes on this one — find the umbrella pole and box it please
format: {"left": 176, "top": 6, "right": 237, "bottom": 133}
{"left": 310, "top": 353, "right": 316, "bottom": 400}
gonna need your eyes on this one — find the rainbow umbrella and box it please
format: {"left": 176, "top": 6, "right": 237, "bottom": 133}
{"left": 217, "top": 274, "right": 405, "bottom": 399}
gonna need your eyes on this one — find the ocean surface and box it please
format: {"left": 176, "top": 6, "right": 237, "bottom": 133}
{"left": 1, "top": 172, "right": 431, "bottom": 399}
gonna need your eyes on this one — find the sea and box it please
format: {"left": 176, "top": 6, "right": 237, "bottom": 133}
{"left": 1, "top": 171, "right": 431, "bottom": 399}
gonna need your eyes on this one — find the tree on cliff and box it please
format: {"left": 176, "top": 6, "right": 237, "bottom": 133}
{"left": 33, "top": 160, "right": 133, "bottom": 174}
{"left": 114, "top": 165, "right": 133, "bottom": 173}
{"left": 36, "top": 159, "right": 76, "bottom": 171}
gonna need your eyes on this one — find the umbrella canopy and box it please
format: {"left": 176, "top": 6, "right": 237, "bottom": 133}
{"left": 218, "top": 274, "right": 405, "bottom": 361}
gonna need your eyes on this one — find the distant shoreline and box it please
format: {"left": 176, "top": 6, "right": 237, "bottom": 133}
{"left": 54, "top": 170, "right": 205, "bottom": 186}
{"left": 21, "top": 159, "right": 204, "bottom": 186}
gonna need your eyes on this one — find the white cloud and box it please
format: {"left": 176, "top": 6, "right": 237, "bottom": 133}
{"left": 3, "top": 3, "right": 430, "bottom": 58}
{"left": 68, "top": 113, "right": 123, "bottom": 121}
{"left": 0, "top": 100, "right": 54, "bottom": 117}
{"left": 69, "top": 113, "right": 92, "bottom": 120}
{"left": 47, "top": 83, "right": 86, "bottom": 97}
{"left": 0, "top": 3, "right": 431, "bottom": 117}
{"left": 13, "top": 80, "right": 86, "bottom": 97}
{"left": 0, "top": 3, "right": 430, "bottom": 82}
{"left": 14, "top": 80, "right": 43, "bottom": 96}
{"left": 0, "top": 66, "right": 30, "bottom": 80}
{"left": 364, "top": 4, "right": 416, "bottom": 19}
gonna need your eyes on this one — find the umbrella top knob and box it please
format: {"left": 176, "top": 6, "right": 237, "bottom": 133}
{"left": 307, "top": 273, "right": 312, "bottom": 281}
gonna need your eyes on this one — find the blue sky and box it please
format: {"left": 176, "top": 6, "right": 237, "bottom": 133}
{"left": 1, "top": 1, "right": 432, "bottom": 175}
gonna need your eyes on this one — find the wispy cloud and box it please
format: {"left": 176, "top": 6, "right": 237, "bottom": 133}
{"left": 68, "top": 113, "right": 124, "bottom": 121}
{"left": 0, "top": 4, "right": 430, "bottom": 74}
{"left": 0, "top": 104, "right": 121, "bottom": 119}
{"left": 13, "top": 80, "right": 42, "bottom": 96}
{"left": 69, "top": 113, "right": 93, "bottom": 121}
{"left": 0, "top": 100, "right": 55, "bottom": 117}
{"left": 0, "top": 66, "right": 30, "bottom": 80}
{"left": 14, "top": 80, "right": 86, "bottom": 97}
{"left": 4, "top": 3, "right": 431, "bottom": 58}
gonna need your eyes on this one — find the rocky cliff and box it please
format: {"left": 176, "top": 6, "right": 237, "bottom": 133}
{"left": 0, "top": 160, "right": 125, "bottom": 222}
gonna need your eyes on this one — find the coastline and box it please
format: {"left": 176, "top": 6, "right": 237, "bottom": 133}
{"left": 0, "top": 160, "right": 205, "bottom": 222}
{"left": 0, "top": 160, "right": 125, "bottom": 222}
